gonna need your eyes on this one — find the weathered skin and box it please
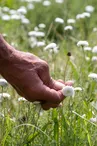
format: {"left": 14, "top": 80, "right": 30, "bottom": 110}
{"left": 0, "top": 34, "right": 72, "bottom": 110}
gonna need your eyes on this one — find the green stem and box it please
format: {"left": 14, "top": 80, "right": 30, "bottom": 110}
{"left": 64, "top": 57, "right": 69, "bottom": 81}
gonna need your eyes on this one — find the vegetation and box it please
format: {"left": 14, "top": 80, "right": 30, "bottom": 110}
{"left": 0, "top": 0, "right": 97, "bottom": 145}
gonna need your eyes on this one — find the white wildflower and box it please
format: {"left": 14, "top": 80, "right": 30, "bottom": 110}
{"left": 17, "top": 6, "right": 27, "bottom": 14}
{"left": 43, "top": 1, "right": 51, "bottom": 6}
{"left": 10, "top": 14, "right": 21, "bottom": 20}
{"left": 90, "top": 117, "right": 97, "bottom": 123}
{"left": 38, "top": 23, "right": 46, "bottom": 28}
{"left": 93, "top": 28, "right": 97, "bottom": 32}
{"left": 44, "top": 43, "right": 59, "bottom": 54}
{"left": 77, "top": 41, "right": 89, "bottom": 47}
{"left": 84, "top": 47, "right": 92, "bottom": 51}
{"left": 76, "top": 14, "right": 85, "bottom": 19}
{"left": 19, "top": 14, "right": 25, "bottom": 19}
{"left": 88, "top": 73, "right": 97, "bottom": 81}
{"left": 92, "top": 56, "right": 97, "bottom": 62}
{"left": 49, "top": 47, "right": 59, "bottom": 54}
{"left": 9, "top": 9, "right": 17, "bottom": 15}
{"left": 64, "top": 25, "right": 73, "bottom": 31}
{"left": 82, "top": 12, "right": 91, "bottom": 18}
{"left": 74, "top": 87, "right": 82, "bottom": 91}
{"left": 1, "top": 14, "right": 11, "bottom": 21}
{"left": 92, "top": 46, "right": 97, "bottom": 53}
{"left": 28, "top": 31, "right": 45, "bottom": 37}
{"left": 2, "top": 7, "right": 10, "bottom": 12}
{"left": 21, "top": 18, "right": 30, "bottom": 24}
{"left": 55, "top": 17, "right": 64, "bottom": 24}
{"left": 0, "top": 93, "right": 11, "bottom": 101}
{"left": 85, "top": 5, "right": 94, "bottom": 13}
{"left": 18, "top": 97, "right": 27, "bottom": 102}
{"left": 27, "top": 3, "right": 34, "bottom": 10}
{"left": 0, "top": 79, "right": 8, "bottom": 87}
{"left": 29, "top": 36, "right": 37, "bottom": 48}
{"left": 67, "top": 19, "right": 76, "bottom": 24}
{"left": 44, "top": 43, "right": 57, "bottom": 50}
{"left": 35, "top": 31, "right": 45, "bottom": 37}
{"left": 76, "top": 12, "right": 90, "bottom": 20}
{"left": 55, "top": 0, "right": 64, "bottom": 3}
{"left": 62, "top": 86, "right": 75, "bottom": 97}
{"left": 36, "top": 41, "right": 45, "bottom": 47}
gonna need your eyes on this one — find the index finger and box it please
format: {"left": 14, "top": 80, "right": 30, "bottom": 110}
{"left": 37, "top": 83, "right": 64, "bottom": 104}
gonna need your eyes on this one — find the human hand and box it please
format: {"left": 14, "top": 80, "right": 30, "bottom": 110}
{"left": 0, "top": 35, "right": 73, "bottom": 110}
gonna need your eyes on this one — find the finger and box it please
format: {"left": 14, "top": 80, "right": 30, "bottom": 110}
{"left": 37, "top": 63, "right": 66, "bottom": 90}
{"left": 49, "top": 79, "right": 65, "bottom": 90}
{"left": 26, "top": 80, "right": 64, "bottom": 104}
{"left": 47, "top": 79, "right": 74, "bottom": 91}
{"left": 58, "top": 79, "right": 74, "bottom": 86}
{"left": 36, "top": 60, "right": 51, "bottom": 86}
{"left": 36, "top": 60, "right": 73, "bottom": 91}
{"left": 22, "top": 72, "right": 64, "bottom": 103}
{"left": 38, "top": 83, "right": 64, "bottom": 104}
{"left": 36, "top": 61, "right": 64, "bottom": 90}
{"left": 65, "top": 80, "right": 74, "bottom": 86}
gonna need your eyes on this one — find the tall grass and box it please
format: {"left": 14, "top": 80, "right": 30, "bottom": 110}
{"left": 0, "top": 0, "right": 97, "bottom": 145}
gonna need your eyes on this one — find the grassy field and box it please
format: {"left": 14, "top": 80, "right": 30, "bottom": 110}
{"left": 1, "top": 0, "right": 97, "bottom": 145}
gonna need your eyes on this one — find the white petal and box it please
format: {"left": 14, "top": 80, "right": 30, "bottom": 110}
{"left": 62, "top": 86, "right": 75, "bottom": 97}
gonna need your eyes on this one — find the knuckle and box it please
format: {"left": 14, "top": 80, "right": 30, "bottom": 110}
{"left": 35, "top": 59, "right": 49, "bottom": 72}
{"left": 48, "top": 78, "right": 54, "bottom": 88}
{"left": 41, "top": 60, "right": 49, "bottom": 71}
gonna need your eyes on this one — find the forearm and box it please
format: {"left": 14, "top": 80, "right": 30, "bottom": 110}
{"left": 0, "top": 35, "right": 15, "bottom": 60}
{"left": 0, "top": 35, "right": 16, "bottom": 73}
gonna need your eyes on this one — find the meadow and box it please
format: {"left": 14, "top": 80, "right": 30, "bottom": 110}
{"left": 1, "top": 0, "right": 97, "bottom": 145}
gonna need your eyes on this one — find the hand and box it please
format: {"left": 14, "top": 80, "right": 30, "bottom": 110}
{"left": 0, "top": 35, "right": 72, "bottom": 110}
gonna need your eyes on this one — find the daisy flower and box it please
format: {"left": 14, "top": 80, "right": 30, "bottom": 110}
{"left": 77, "top": 41, "right": 89, "bottom": 47}
{"left": 62, "top": 86, "right": 75, "bottom": 97}
{"left": 88, "top": 73, "right": 97, "bottom": 81}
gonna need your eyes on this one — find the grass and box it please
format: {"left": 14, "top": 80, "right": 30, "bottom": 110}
{"left": 0, "top": 0, "right": 97, "bottom": 145}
